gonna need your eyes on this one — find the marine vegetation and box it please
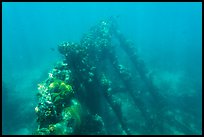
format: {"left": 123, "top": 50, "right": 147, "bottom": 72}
{"left": 34, "top": 17, "right": 199, "bottom": 135}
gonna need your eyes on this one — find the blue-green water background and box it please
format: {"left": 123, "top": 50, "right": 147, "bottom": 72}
{"left": 2, "top": 2, "right": 202, "bottom": 135}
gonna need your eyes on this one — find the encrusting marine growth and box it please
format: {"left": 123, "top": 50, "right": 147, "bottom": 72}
{"left": 33, "top": 17, "right": 195, "bottom": 135}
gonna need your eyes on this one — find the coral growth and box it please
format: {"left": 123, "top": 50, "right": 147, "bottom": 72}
{"left": 33, "top": 17, "right": 192, "bottom": 135}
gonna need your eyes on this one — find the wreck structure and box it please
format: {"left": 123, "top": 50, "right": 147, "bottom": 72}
{"left": 33, "top": 17, "right": 195, "bottom": 135}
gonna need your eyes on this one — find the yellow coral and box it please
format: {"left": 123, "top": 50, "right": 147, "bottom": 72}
{"left": 49, "top": 80, "right": 73, "bottom": 94}
{"left": 48, "top": 80, "right": 60, "bottom": 90}
{"left": 59, "top": 82, "right": 73, "bottom": 93}
{"left": 49, "top": 83, "right": 55, "bottom": 89}
{"left": 50, "top": 79, "right": 75, "bottom": 111}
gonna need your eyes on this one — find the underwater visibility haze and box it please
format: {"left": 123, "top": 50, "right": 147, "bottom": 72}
{"left": 2, "top": 2, "right": 202, "bottom": 135}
